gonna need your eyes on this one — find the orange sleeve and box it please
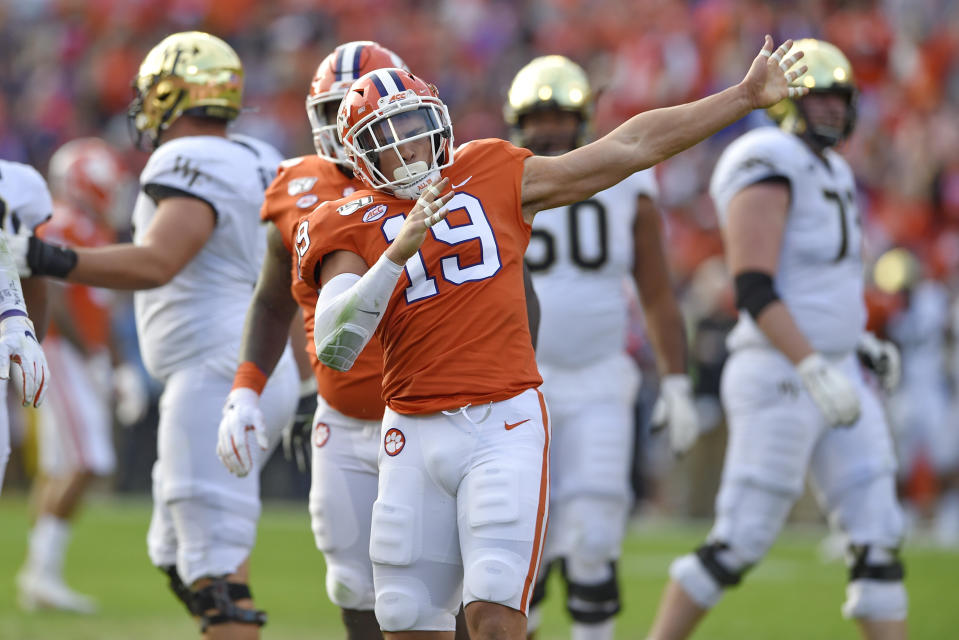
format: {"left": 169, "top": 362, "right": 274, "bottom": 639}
{"left": 296, "top": 205, "right": 369, "bottom": 290}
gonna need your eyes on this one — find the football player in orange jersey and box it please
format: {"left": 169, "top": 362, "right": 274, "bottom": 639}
{"left": 15, "top": 138, "right": 137, "bottom": 614}
{"left": 215, "top": 42, "right": 490, "bottom": 639}
{"left": 287, "top": 37, "right": 807, "bottom": 640}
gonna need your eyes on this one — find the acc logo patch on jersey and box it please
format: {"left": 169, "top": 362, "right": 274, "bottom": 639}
{"left": 363, "top": 204, "right": 388, "bottom": 222}
{"left": 287, "top": 176, "right": 318, "bottom": 196}
{"left": 313, "top": 422, "right": 330, "bottom": 448}
{"left": 337, "top": 195, "right": 374, "bottom": 216}
{"left": 384, "top": 428, "right": 405, "bottom": 456}
{"left": 296, "top": 194, "right": 319, "bottom": 209}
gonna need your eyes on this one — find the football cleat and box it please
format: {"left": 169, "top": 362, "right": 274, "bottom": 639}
{"left": 16, "top": 570, "right": 98, "bottom": 615}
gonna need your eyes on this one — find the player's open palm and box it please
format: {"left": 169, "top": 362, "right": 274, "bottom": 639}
{"left": 216, "top": 387, "right": 268, "bottom": 477}
{"left": 385, "top": 177, "right": 454, "bottom": 264}
{"left": 0, "top": 314, "right": 48, "bottom": 407}
{"left": 743, "top": 36, "right": 809, "bottom": 109}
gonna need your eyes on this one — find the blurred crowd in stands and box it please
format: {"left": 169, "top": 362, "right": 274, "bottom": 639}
{"left": 2, "top": 0, "right": 958, "bottom": 538}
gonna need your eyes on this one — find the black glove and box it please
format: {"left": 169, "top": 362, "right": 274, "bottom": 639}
{"left": 282, "top": 381, "right": 318, "bottom": 472}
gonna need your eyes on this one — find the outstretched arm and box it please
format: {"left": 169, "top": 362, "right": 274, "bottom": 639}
{"left": 16, "top": 197, "right": 214, "bottom": 289}
{"left": 521, "top": 36, "right": 807, "bottom": 221}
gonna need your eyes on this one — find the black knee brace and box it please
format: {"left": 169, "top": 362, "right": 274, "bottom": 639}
{"left": 160, "top": 565, "right": 196, "bottom": 617}
{"left": 193, "top": 577, "right": 267, "bottom": 632}
{"left": 695, "top": 541, "right": 750, "bottom": 588}
{"left": 847, "top": 544, "right": 905, "bottom": 582}
{"left": 562, "top": 560, "right": 621, "bottom": 624}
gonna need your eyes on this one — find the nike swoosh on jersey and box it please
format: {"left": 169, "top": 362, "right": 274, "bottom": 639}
{"left": 451, "top": 176, "right": 473, "bottom": 189}
{"left": 504, "top": 419, "right": 530, "bottom": 430}
{"left": 357, "top": 309, "right": 380, "bottom": 317}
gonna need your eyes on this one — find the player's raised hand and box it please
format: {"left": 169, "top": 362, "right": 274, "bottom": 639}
{"left": 0, "top": 313, "right": 48, "bottom": 407}
{"left": 384, "top": 177, "right": 454, "bottom": 264}
{"left": 742, "top": 36, "right": 809, "bottom": 110}
{"left": 216, "top": 387, "right": 268, "bottom": 477}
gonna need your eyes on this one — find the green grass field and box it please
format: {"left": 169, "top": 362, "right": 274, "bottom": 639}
{"left": 1, "top": 496, "right": 956, "bottom": 639}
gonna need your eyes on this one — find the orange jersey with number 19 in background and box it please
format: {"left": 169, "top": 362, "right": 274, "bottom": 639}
{"left": 297, "top": 138, "right": 542, "bottom": 415}
{"left": 261, "top": 154, "right": 386, "bottom": 421}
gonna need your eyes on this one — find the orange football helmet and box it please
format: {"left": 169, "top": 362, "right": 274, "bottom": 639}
{"left": 337, "top": 68, "right": 453, "bottom": 199}
{"left": 48, "top": 138, "right": 130, "bottom": 221}
{"left": 307, "top": 41, "right": 407, "bottom": 164}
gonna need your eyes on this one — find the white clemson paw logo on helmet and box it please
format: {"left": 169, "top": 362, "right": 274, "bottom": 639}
{"left": 384, "top": 428, "right": 405, "bottom": 456}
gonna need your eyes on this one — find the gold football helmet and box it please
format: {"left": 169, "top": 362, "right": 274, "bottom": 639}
{"left": 766, "top": 38, "right": 857, "bottom": 146}
{"left": 873, "top": 248, "right": 921, "bottom": 295}
{"left": 128, "top": 31, "right": 243, "bottom": 149}
{"left": 504, "top": 55, "right": 592, "bottom": 151}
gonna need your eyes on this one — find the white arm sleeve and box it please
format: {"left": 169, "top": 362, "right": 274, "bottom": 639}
{"left": 0, "top": 232, "right": 27, "bottom": 316}
{"left": 313, "top": 253, "right": 404, "bottom": 371}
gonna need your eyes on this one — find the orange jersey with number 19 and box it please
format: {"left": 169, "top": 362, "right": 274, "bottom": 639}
{"left": 261, "top": 154, "right": 386, "bottom": 421}
{"left": 297, "top": 138, "right": 542, "bottom": 415}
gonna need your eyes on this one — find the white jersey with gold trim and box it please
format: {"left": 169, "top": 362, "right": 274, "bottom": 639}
{"left": 710, "top": 126, "right": 865, "bottom": 355}
{"left": 132, "top": 134, "right": 282, "bottom": 379}
{"left": 526, "top": 169, "right": 658, "bottom": 368}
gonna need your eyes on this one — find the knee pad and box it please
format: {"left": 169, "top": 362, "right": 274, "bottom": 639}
{"left": 842, "top": 579, "right": 908, "bottom": 621}
{"left": 841, "top": 544, "right": 907, "bottom": 621}
{"left": 464, "top": 549, "right": 523, "bottom": 604}
{"left": 325, "top": 564, "right": 375, "bottom": 611}
{"left": 562, "top": 560, "right": 621, "bottom": 624}
{"left": 192, "top": 577, "right": 267, "bottom": 632}
{"left": 669, "top": 541, "right": 754, "bottom": 609}
{"left": 374, "top": 587, "right": 420, "bottom": 632}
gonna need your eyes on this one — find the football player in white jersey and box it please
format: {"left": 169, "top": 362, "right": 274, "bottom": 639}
{"left": 504, "top": 56, "right": 699, "bottom": 640}
{"left": 16, "top": 138, "right": 132, "bottom": 615}
{"left": 646, "top": 40, "right": 908, "bottom": 640}
{"left": 0, "top": 158, "right": 53, "bottom": 491}
{"left": 13, "top": 32, "right": 297, "bottom": 638}
{"left": 0, "top": 159, "right": 50, "bottom": 492}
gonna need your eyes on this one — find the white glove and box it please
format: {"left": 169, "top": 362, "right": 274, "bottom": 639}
{"left": 216, "top": 387, "right": 268, "bottom": 477}
{"left": 113, "top": 361, "right": 149, "bottom": 426}
{"left": 651, "top": 374, "right": 700, "bottom": 456}
{"left": 797, "top": 353, "right": 860, "bottom": 427}
{"left": 0, "top": 314, "right": 48, "bottom": 407}
{"left": 856, "top": 332, "right": 901, "bottom": 392}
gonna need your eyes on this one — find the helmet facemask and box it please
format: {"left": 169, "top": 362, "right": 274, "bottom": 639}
{"left": 307, "top": 90, "right": 349, "bottom": 164}
{"left": 344, "top": 101, "right": 453, "bottom": 200}
{"left": 795, "top": 87, "right": 857, "bottom": 149}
